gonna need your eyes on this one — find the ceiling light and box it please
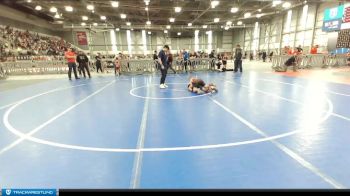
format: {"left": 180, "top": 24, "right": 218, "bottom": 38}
{"left": 188, "top": 23, "right": 192, "bottom": 26}
{"left": 145, "top": 7, "right": 149, "bottom": 11}
{"left": 237, "top": 21, "right": 243, "bottom": 25}
{"left": 100, "top": 16, "right": 106, "bottom": 20}
{"left": 120, "top": 14, "right": 127, "bottom": 19}
{"left": 166, "top": 25, "right": 171, "bottom": 29}
{"left": 116, "top": 28, "right": 120, "bottom": 31}
{"left": 65, "top": 6, "right": 73, "bottom": 12}
{"left": 131, "top": 29, "right": 134, "bottom": 31}
{"left": 126, "top": 22, "right": 131, "bottom": 26}
{"left": 82, "top": 16, "right": 88, "bottom": 21}
{"left": 164, "top": 30, "right": 168, "bottom": 33}
{"left": 50, "top": 7, "right": 57, "bottom": 13}
{"left": 111, "top": 1, "right": 119, "bottom": 7}
{"left": 175, "top": 7, "right": 182, "bottom": 12}
{"left": 177, "top": 32, "right": 181, "bottom": 35}
{"left": 224, "top": 26, "right": 229, "bottom": 30}
{"left": 282, "top": 2, "right": 291, "bottom": 9}
{"left": 273, "top": 0, "right": 282, "bottom": 6}
{"left": 244, "top": 12, "right": 251, "bottom": 18}
{"left": 54, "top": 13, "right": 60, "bottom": 19}
{"left": 87, "top": 5, "right": 94, "bottom": 10}
{"left": 202, "top": 25, "right": 207, "bottom": 29}
{"left": 258, "top": 9, "right": 262, "bottom": 12}
{"left": 214, "top": 18, "right": 220, "bottom": 23}
{"left": 146, "top": 21, "right": 151, "bottom": 25}
{"left": 35, "top": 5, "right": 42, "bottom": 11}
{"left": 144, "top": 0, "right": 150, "bottom": 6}
{"left": 148, "top": 31, "right": 152, "bottom": 35}
{"left": 231, "top": 7, "right": 239, "bottom": 13}
{"left": 226, "top": 21, "right": 232, "bottom": 26}
{"left": 81, "top": 22, "right": 86, "bottom": 26}
{"left": 221, "top": 26, "right": 224, "bottom": 28}
{"left": 27, "top": 0, "right": 32, "bottom": 2}
{"left": 169, "top": 18, "right": 175, "bottom": 22}
{"left": 211, "top": 1, "right": 219, "bottom": 8}
{"left": 256, "top": 14, "right": 262, "bottom": 18}
{"left": 93, "top": 23, "right": 98, "bottom": 26}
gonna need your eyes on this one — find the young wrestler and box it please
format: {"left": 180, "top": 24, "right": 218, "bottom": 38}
{"left": 187, "top": 77, "right": 218, "bottom": 94}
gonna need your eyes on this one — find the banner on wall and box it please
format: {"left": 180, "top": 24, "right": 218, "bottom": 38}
{"left": 76, "top": 31, "right": 88, "bottom": 45}
{"left": 323, "top": 5, "right": 344, "bottom": 21}
{"left": 341, "top": 5, "right": 350, "bottom": 29}
{"left": 322, "top": 19, "right": 342, "bottom": 32}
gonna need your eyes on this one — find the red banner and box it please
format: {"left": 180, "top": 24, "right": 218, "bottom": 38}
{"left": 76, "top": 31, "right": 88, "bottom": 45}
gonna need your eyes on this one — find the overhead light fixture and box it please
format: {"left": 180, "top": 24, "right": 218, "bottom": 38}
{"left": 126, "top": 22, "right": 131, "bottom": 26}
{"left": 131, "top": 29, "right": 134, "bottom": 31}
{"left": 224, "top": 26, "right": 229, "bottom": 30}
{"left": 256, "top": 14, "right": 262, "bottom": 18}
{"left": 93, "top": 23, "right": 98, "bottom": 26}
{"left": 244, "top": 12, "right": 251, "bottom": 18}
{"left": 258, "top": 9, "right": 262, "bottom": 12}
{"left": 27, "top": 0, "right": 32, "bottom": 2}
{"left": 111, "top": 1, "right": 119, "bottom": 7}
{"left": 169, "top": 18, "right": 175, "bottom": 22}
{"left": 166, "top": 25, "right": 171, "bottom": 29}
{"left": 54, "top": 13, "right": 60, "bottom": 19}
{"left": 175, "top": 7, "right": 182, "bottom": 13}
{"left": 145, "top": 7, "right": 149, "bottom": 11}
{"left": 282, "top": 2, "right": 291, "bottom": 9}
{"left": 35, "top": 5, "right": 42, "bottom": 11}
{"left": 164, "top": 30, "right": 168, "bottom": 33}
{"left": 303, "top": 0, "right": 307, "bottom": 4}
{"left": 177, "top": 32, "right": 181, "bottom": 36}
{"left": 81, "top": 22, "right": 86, "bottom": 26}
{"left": 116, "top": 28, "right": 120, "bottom": 31}
{"left": 226, "top": 21, "right": 232, "bottom": 26}
{"left": 50, "top": 7, "right": 57, "bottom": 13}
{"left": 221, "top": 26, "right": 224, "bottom": 28}
{"left": 87, "top": 5, "right": 94, "bottom": 10}
{"left": 146, "top": 21, "right": 151, "bottom": 25}
{"left": 188, "top": 23, "right": 192, "bottom": 26}
{"left": 214, "top": 18, "right": 220, "bottom": 23}
{"left": 144, "top": 0, "right": 150, "bottom": 6}
{"left": 148, "top": 31, "right": 151, "bottom": 35}
{"left": 273, "top": 0, "right": 282, "bottom": 6}
{"left": 82, "top": 16, "right": 88, "bottom": 21}
{"left": 237, "top": 21, "right": 243, "bottom": 25}
{"left": 211, "top": 0, "right": 219, "bottom": 8}
{"left": 120, "top": 14, "right": 127, "bottom": 19}
{"left": 65, "top": 6, "right": 73, "bottom": 12}
{"left": 231, "top": 7, "right": 239, "bottom": 13}
{"left": 202, "top": 25, "right": 207, "bottom": 29}
{"left": 100, "top": 16, "right": 106, "bottom": 20}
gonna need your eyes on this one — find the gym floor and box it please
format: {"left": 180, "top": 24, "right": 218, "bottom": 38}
{"left": 0, "top": 64, "right": 350, "bottom": 189}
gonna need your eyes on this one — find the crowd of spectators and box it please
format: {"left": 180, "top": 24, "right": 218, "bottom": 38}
{"left": 0, "top": 25, "right": 71, "bottom": 60}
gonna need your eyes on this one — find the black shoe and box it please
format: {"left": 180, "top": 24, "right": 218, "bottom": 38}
{"left": 76, "top": 78, "right": 80, "bottom": 80}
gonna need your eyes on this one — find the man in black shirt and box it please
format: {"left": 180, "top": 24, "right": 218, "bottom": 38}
{"left": 76, "top": 51, "right": 91, "bottom": 78}
{"left": 158, "top": 45, "right": 170, "bottom": 89}
{"left": 234, "top": 44, "right": 243, "bottom": 72}
{"left": 95, "top": 53, "right": 103, "bottom": 73}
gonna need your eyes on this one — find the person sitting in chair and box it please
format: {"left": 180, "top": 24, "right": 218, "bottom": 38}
{"left": 187, "top": 77, "right": 218, "bottom": 94}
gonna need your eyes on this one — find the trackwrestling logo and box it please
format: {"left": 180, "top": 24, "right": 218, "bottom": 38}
{"left": 1, "top": 189, "right": 57, "bottom": 196}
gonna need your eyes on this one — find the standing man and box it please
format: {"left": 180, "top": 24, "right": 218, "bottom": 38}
{"left": 183, "top": 49, "right": 190, "bottom": 73}
{"left": 234, "top": 44, "right": 243, "bottom": 73}
{"left": 76, "top": 51, "right": 91, "bottom": 78}
{"left": 95, "top": 53, "right": 103, "bottom": 73}
{"left": 65, "top": 47, "right": 79, "bottom": 80}
{"left": 158, "top": 45, "right": 170, "bottom": 89}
